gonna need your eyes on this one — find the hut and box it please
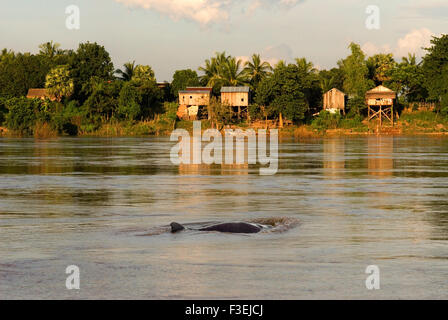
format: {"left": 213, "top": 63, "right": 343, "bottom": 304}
{"left": 220, "top": 86, "right": 250, "bottom": 120}
{"left": 365, "top": 85, "right": 396, "bottom": 126}
{"left": 323, "top": 88, "right": 345, "bottom": 114}
{"left": 26, "top": 89, "right": 57, "bottom": 101}
{"left": 177, "top": 87, "right": 212, "bottom": 120}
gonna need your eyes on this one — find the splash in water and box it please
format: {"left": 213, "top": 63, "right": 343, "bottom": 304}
{"left": 136, "top": 217, "right": 300, "bottom": 237}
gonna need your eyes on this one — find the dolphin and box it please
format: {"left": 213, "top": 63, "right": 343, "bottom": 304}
{"left": 170, "top": 222, "right": 263, "bottom": 234}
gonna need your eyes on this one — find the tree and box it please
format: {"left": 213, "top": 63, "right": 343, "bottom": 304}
{"left": 132, "top": 65, "right": 155, "bottom": 83}
{"left": 171, "top": 69, "right": 200, "bottom": 97}
{"left": 69, "top": 42, "right": 114, "bottom": 102}
{"left": 243, "top": 54, "right": 272, "bottom": 91}
{"left": 295, "top": 57, "right": 322, "bottom": 110}
{"left": 198, "top": 51, "right": 229, "bottom": 87}
{"left": 82, "top": 79, "right": 122, "bottom": 118}
{"left": 319, "top": 68, "right": 345, "bottom": 92}
{"left": 339, "top": 43, "right": 374, "bottom": 98}
{"left": 45, "top": 65, "right": 74, "bottom": 101}
{"left": 422, "top": 34, "right": 448, "bottom": 112}
{"left": 0, "top": 49, "right": 15, "bottom": 63}
{"left": 115, "top": 61, "right": 137, "bottom": 81}
{"left": 367, "top": 53, "right": 396, "bottom": 85}
{"left": 388, "top": 54, "right": 427, "bottom": 102}
{"left": 38, "top": 41, "right": 63, "bottom": 59}
{"left": 0, "top": 53, "right": 51, "bottom": 98}
{"left": 218, "top": 57, "right": 248, "bottom": 87}
{"left": 198, "top": 52, "right": 248, "bottom": 94}
{"left": 4, "top": 97, "right": 41, "bottom": 134}
{"left": 135, "top": 79, "right": 163, "bottom": 117}
{"left": 255, "top": 64, "right": 309, "bottom": 123}
{"left": 118, "top": 82, "right": 142, "bottom": 121}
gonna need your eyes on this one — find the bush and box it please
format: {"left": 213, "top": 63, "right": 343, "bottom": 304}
{"left": 311, "top": 111, "right": 367, "bottom": 132}
{"left": 118, "top": 82, "right": 142, "bottom": 121}
{"left": 5, "top": 97, "right": 40, "bottom": 134}
{"left": 346, "top": 96, "right": 367, "bottom": 117}
{"left": 0, "top": 98, "right": 7, "bottom": 125}
{"left": 311, "top": 111, "right": 342, "bottom": 131}
{"left": 248, "top": 104, "right": 265, "bottom": 121}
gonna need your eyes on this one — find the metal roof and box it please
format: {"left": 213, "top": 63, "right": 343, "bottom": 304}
{"left": 366, "top": 85, "right": 395, "bottom": 94}
{"left": 221, "top": 86, "right": 250, "bottom": 93}
{"left": 179, "top": 90, "right": 211, "bottom": 94}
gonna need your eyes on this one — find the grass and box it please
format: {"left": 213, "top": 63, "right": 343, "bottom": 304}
{"left": 399, "top": 110, "right": 448, "bottom": 133}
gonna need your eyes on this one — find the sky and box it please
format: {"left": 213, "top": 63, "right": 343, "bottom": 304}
{"left": 0, "top": 0, "right": 447, "bottom": 81}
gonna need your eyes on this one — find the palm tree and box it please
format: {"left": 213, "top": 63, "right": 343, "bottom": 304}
{"left": 0, "top": 48, "right": 14, "bottom": 62}
{"left": 218, "top": 57, "right": 248, "bottom": 86}
{"left": 295, "top": 57, "right": 317, "bottom": 75}
{"left": 38, "top": 41, "right": 62, "bottom": 58}
{"left": 274, "top": 60, "right": 286, "bottom": 69}
{"left": 198, "top": 51, "right": 230, "bottom": 86}
{"left": 402, "top": 53, "right": 417, "bottom": 66}
{"left": 320, "top": 76, "right": 336, "bottom": 93}
{"left": 243, "top": 54, "right": 272, "bottom": 89}
{"left": 115, "top": 61, "right": 136, "bottom": 81}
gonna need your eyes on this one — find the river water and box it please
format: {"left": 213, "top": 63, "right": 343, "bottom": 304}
{"left": 0, "top": 136, "right": 447, "bottom": 299}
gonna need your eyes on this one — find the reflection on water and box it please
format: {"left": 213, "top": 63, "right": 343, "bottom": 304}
{"left": 368, "top": 136, "right": 394, "bottom": 177}
{"left": 0, "top": 136, "right": 448, "bottom": 299}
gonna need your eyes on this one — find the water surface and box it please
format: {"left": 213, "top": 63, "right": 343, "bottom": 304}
{"left": 0, "top": 136, "right": 447, "bottom": 299}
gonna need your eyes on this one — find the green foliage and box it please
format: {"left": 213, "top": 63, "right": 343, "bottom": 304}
{"left": 161, "top": 102, "right": 180, "bottom": 122}
{"left": 45, "top": 65, "right": 74, "bottom": 100}
{"left": 423, "top": 35, "right": 448, "bottom": 110}
{"left": 319, "top": 68, "right": 345, "bottom": 93}
{"left": 208, "top": 97, "right": 233, "bottom": 126}
{"left": 248, "top": 104, "right": 266, "bottom": 121}
{"left": 0, "top": 98, "right": 7, "bottom": 125}
{"left": 339, "top": 43, "right": 374, "bottom": 98}
{"left": 346, "top": 96, "right": 367, "bottom": 117}
{"left": 388, "top": 55, "right": 427, "bottom": 102}
{"left": 171, "top": 69, "right": 200, "bottom": 97}
{"left": 132, "top": 65, "right": 155, "bottom": 83}
{"left": 255, "top": 64, "right": 309, "bottom": 123}
{"left": 311, "top": 111, "right": 366, "bottom": 131}
{"left": 135, "top": 79, "right": 164, "bottom": 117}
{"left": 199, "top": 52, "right": 248, "bottom": 94}
{"left": 69, "top": 42, "right": 114, "bottom": 101}
{"left": 0, "top": 53, "right": 51, "bottom": 98}
{"left": 4, "top": 97, "right": 41, "bottom": 134}
{"left": 367, "top": 53, "right": 396, "bottom": 85}
{"left": 82, "top": 79, "right": 122, "bottom": 118}
{"left": 115, "top": 61, "right": 136, "bottom": 81}
{"left": 311, "top": 111, "right": 342, "bottom": 131}
{"left": 118, "top": 82, "right": 142, "bottom": 121}
{"left": 243, "top": 54, "right": 273, "bottom": 93}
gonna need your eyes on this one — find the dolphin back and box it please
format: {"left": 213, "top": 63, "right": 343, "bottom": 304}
{"left": 170, "top": 222, "right": 185, "bottom": 233}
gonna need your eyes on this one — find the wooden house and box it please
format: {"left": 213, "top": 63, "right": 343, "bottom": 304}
{"left": 177, "top": 87, "right": 212, "bottom": 120}
{"left": 323, "top": 88, "right": 345, "bottom": 114}
{"left": 365, "top": 85, "right": 396, "bottom": 126}
{"left": 220, "top": 86, "right": 250, "bottom": 120}
{"left": 26, "top": 89, "right": 57, "bottom": 101}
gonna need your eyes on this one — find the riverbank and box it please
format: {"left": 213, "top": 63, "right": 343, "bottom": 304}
{"left": 1, "top": 110, "right": 448, "bottom": 138}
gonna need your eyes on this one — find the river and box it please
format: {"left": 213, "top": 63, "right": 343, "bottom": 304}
{"left": 0, "top": 136, "right": 447, "bottom": 299}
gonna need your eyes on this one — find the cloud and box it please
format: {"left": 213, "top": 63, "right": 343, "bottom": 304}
{"left": 402, "top": 1, "right": 448, "bottom": 20}
{"left": 114, "top": 0, "right": 305, "bottom": 25}
{"left": 362, "top": 28, "right": 435, "bottom": 60}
